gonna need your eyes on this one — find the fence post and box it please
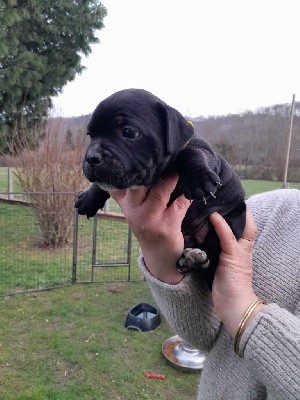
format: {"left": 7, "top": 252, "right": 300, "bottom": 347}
{"left": 283, "top": 94, "right": 296, "bottom": 188}
{"left": 91, "top": 215, "right": 98, "bottom": 283}
{"left": 8, "top": 168, "right": 14, "bottom": 200}
{"left": 127, "top": 229, "right": 132, "bottom": 281}
{"left": 72, "top": 200, "right": 79, "bottom": 284}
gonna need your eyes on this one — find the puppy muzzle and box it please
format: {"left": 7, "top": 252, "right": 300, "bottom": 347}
{"left": 84, "top": 149, "right": 125, "bottom": 185}
{"left": 83, "top": 148, "right": 153, "bottom": 189}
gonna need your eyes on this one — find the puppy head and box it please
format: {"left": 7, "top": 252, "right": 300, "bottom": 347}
{"left": 83, "top": 88, "right": 194, "bottom": 190}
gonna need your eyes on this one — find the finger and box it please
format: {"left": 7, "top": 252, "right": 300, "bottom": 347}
{"left": 239, "top": 207, "right": 257, "bottom": 243}
{"left": 109, "top": 189, "right": 127, "bottom": 204}
{"left": 166, "top": 193, "right": 190, "bottom": 218}
{"left": 125, "top": 186, "right": 150, "bottom": 207}
{"left": 209, "top": 212, "right": 236, "bottom": 253}
{"left": 175, "top": 193, "right": 191, "bottom": 209}
{"left": 110, "top": 186, "right": 149, "bottom": 209}
{"left": 146, "top": 174, "right": 179, "bottom": 207}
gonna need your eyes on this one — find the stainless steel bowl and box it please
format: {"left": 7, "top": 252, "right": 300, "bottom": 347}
{"left": 162, "top": 335, "right": 206, "bottom": 371}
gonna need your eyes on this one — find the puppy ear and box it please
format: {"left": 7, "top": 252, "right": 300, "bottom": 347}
{"left": 157, "top": 103, "right": 194, "bottom": 155}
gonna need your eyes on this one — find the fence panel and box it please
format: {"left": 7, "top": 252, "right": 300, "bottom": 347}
{"left": 0, "top": 198, "right": 74, "bottom": 295}
{"left": 0, "top": 191, "right": 144, "bottom": 296}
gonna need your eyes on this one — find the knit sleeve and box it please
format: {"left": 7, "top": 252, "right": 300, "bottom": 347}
{"left": 138, "top": 256, "right": 221, "bottom": 351}
{"left": 240, "top": 303, "right": 300, "bottom": 398}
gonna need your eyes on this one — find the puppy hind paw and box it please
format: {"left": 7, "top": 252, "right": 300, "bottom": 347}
{"left": 182, "top": 248, "right": 210, "bottom": 267}
{"left": 177, "top": 248, "right": 210, "bottom": 275}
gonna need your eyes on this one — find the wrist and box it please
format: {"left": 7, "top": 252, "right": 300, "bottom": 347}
{"left": 233, "top": 299, "right": 266, "bottom": 357}
{"left": 222, "top": 296, "right": 266, "bottom": 339}
{"left": 217, "top": 293, "right": 259, "bottom": 338}
{"left": 141, "top": 248, "right": 183, "bottom": 285}
{"left": 136, "top": 232, "right": 185, "bottom": 284}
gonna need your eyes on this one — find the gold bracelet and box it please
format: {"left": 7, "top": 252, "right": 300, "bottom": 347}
{"left": 234, "top": 299, "right": 265, "bottom": 358}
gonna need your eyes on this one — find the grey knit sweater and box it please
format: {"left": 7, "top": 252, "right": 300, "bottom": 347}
{"left": 139, "top": 189, "right": 300, "bottom": 399}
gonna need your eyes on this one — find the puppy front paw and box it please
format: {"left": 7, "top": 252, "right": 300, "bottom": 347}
{"left": 75, "top": 191, "right": 99, "bottom": 218}
{"left": 177, "top": 247, "right": 210, "bottom": 275}
{"left": 183, "top": 171, "right": 221, "bottom": 202}
{"left": 175, "top": 146, "right": 222, "bottom": 202}
{"left": 75, "top": 184, "right": 110, "bottom": 218}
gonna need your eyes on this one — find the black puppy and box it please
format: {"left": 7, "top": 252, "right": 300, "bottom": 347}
{"left": 76, "top": 89, "right": 246, "bottom": 289}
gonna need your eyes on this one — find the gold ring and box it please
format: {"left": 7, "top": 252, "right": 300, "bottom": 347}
{"left": 242, "top": 236, "right": 254, "bottom": 242}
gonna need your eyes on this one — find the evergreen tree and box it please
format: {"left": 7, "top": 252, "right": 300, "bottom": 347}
{"left": 0, "top": 0, "right": 106, "bottom": 152}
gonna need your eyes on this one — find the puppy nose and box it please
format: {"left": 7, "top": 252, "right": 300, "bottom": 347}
{"left": 86, "top": 151, "right": 101, "bottom": 166}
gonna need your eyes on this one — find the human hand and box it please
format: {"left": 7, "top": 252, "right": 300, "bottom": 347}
{"left": 209, "top": 208, "right": 266, "bottom": 337}
{"left": 110, "top": 174, "right": 190, "bottom": 284}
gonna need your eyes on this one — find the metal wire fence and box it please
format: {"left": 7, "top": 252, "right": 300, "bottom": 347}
{"left": 0, "top": 167, "right": 299, "bottom": 296}
{"left": 0, "top": 175, "right": 143, "bottom": 296}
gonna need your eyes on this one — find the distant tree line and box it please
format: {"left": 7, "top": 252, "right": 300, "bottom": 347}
{"left": 43, "top": 101, "right": 300, "bottom": 183}
{"left": 192, "top": 102, "right": 300, "bottom": 181}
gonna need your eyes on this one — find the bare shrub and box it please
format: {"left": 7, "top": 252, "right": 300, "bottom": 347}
{"left": 9, "top": 118, "right": 88, "bottom": 248}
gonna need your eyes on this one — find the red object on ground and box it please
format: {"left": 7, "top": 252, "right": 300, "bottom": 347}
{"left": 145, "top": 372, "right": 165, "bottom": 379}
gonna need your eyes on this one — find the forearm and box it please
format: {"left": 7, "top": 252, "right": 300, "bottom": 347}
{"left": 139, "top": 242, "right": 183, "bottom": 285}
{"left": 139, "top": 256, "right": 221, "bottom": 351}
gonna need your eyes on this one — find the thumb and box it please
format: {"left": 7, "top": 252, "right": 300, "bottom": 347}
{"left": 209, "top": 212, "right": 236, "bottom": 254}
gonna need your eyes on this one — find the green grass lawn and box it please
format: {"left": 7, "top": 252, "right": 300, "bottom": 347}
{"left": 0, "top": 167, "right": 9, "bottom": 192}
{"left": 0, "top": 167, "right": 21, "bottom": 193}
{"left": 242, "top": 179, "right": 300, "bottom": 197}
{"left": 0, "top": 283, "right": 199, "bottom": 400}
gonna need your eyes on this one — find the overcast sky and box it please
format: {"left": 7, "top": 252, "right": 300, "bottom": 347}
{"left": 52, "top": 0, "right": 299, "bottom": 118}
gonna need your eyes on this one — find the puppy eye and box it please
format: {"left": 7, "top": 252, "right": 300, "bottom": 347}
{"left": 122, "top": 127, "right": 140, "bottom": 139}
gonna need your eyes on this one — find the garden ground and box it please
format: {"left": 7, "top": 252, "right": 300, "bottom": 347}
{"left": 0, "top": 282, "right": 199, "bottom": 400}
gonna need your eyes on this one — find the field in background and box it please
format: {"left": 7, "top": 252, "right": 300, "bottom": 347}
{"left": 242, "top": 179, "right": 300, "bottom": 196}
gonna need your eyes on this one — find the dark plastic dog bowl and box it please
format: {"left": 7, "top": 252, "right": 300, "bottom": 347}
{"left": 125, "top": 303, "right": 161, "bottom": 332}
